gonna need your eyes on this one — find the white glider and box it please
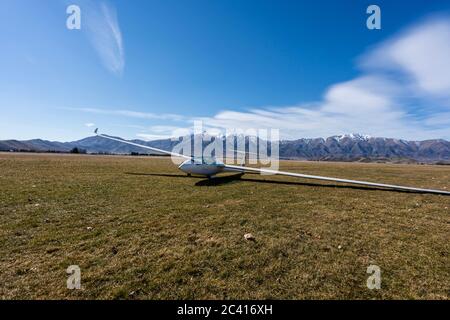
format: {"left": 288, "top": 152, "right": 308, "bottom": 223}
{"left": 95, "top": 130, "right": 450, "bottom": 195}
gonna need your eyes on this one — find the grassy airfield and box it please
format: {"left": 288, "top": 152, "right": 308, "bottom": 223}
{"left": 0, "top": 153, "right": 449, "bottom": 299}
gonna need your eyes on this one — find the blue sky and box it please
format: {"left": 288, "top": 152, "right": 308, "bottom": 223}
{"left": 1, "top": 0, "right": 450, "bottom": 141}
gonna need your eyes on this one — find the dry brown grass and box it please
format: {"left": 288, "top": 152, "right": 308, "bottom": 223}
{"left": 0, "top": 153, "right": 449, "bottom": 299}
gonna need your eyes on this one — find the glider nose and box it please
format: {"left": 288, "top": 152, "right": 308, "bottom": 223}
{"left": 178, "top": 160, "right": 191, "bottom": 172}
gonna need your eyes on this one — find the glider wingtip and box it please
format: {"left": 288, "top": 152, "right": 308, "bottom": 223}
{"left": 94, "top": 128, "right": 98, "bottom": 134}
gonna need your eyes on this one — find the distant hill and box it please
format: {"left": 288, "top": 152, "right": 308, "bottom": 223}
{"left": 0, "top": 139, "right": 73, "bottom": 152}
{"left": 1, "top": 133, "right": 449, "bottom": 163}
{"left": 279, "top": 134, "right": 450, "bottom": 163}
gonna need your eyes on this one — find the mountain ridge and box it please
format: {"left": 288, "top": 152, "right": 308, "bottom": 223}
{"left": 1, "top": 134, "right": 449, "bottom": 163}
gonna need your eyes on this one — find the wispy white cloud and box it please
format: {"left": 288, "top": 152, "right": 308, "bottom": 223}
{"left": 193, "top": 16, "right": 450, "bottom": 141}
{"left": 84, "top": 1, "right": 124, "bottom": 75}
{"left": 84, "top": 122, "right": 95, "bottom": 127}
{"left": 362, "top": 17, "right": 450, "bottom": 100}
{"left": 136, "top": 125, "right": 192, "bottom": 141}
{"left": 68, "top": 16, "right": 450, "bottom": 141}
{"left": 148, "top": 125, "right": 188, "bottom": 133}
{"left": 423, "top": 112, "right": 450, "bottom": 126}
{"left": 136, "top": 133, "right": 174, "bottom": 141}
{"left": 65, "top": 107, "right": 185, "bottom": 121}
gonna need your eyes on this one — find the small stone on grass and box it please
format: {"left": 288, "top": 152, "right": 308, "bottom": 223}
{"left": 244, "top": 233, "right": 255, "bottom": 241}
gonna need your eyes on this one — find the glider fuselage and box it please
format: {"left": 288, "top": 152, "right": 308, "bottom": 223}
{"left": 178, "top": 159, "right": 226, "bottom": 176}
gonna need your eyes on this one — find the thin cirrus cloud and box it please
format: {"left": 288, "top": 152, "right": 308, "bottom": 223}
{"left": 83, "top": 1, "right": 125, "bottom": 75}
{"left": 136, "top": 125, "right": 192, "bottom": 141}
{"left": 65, "top": 107, "right": 185, "bottom": 121}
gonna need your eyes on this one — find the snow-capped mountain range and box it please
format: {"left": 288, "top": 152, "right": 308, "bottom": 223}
{"left": 0, "top": 134, "right": 449, "bottom": 163}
